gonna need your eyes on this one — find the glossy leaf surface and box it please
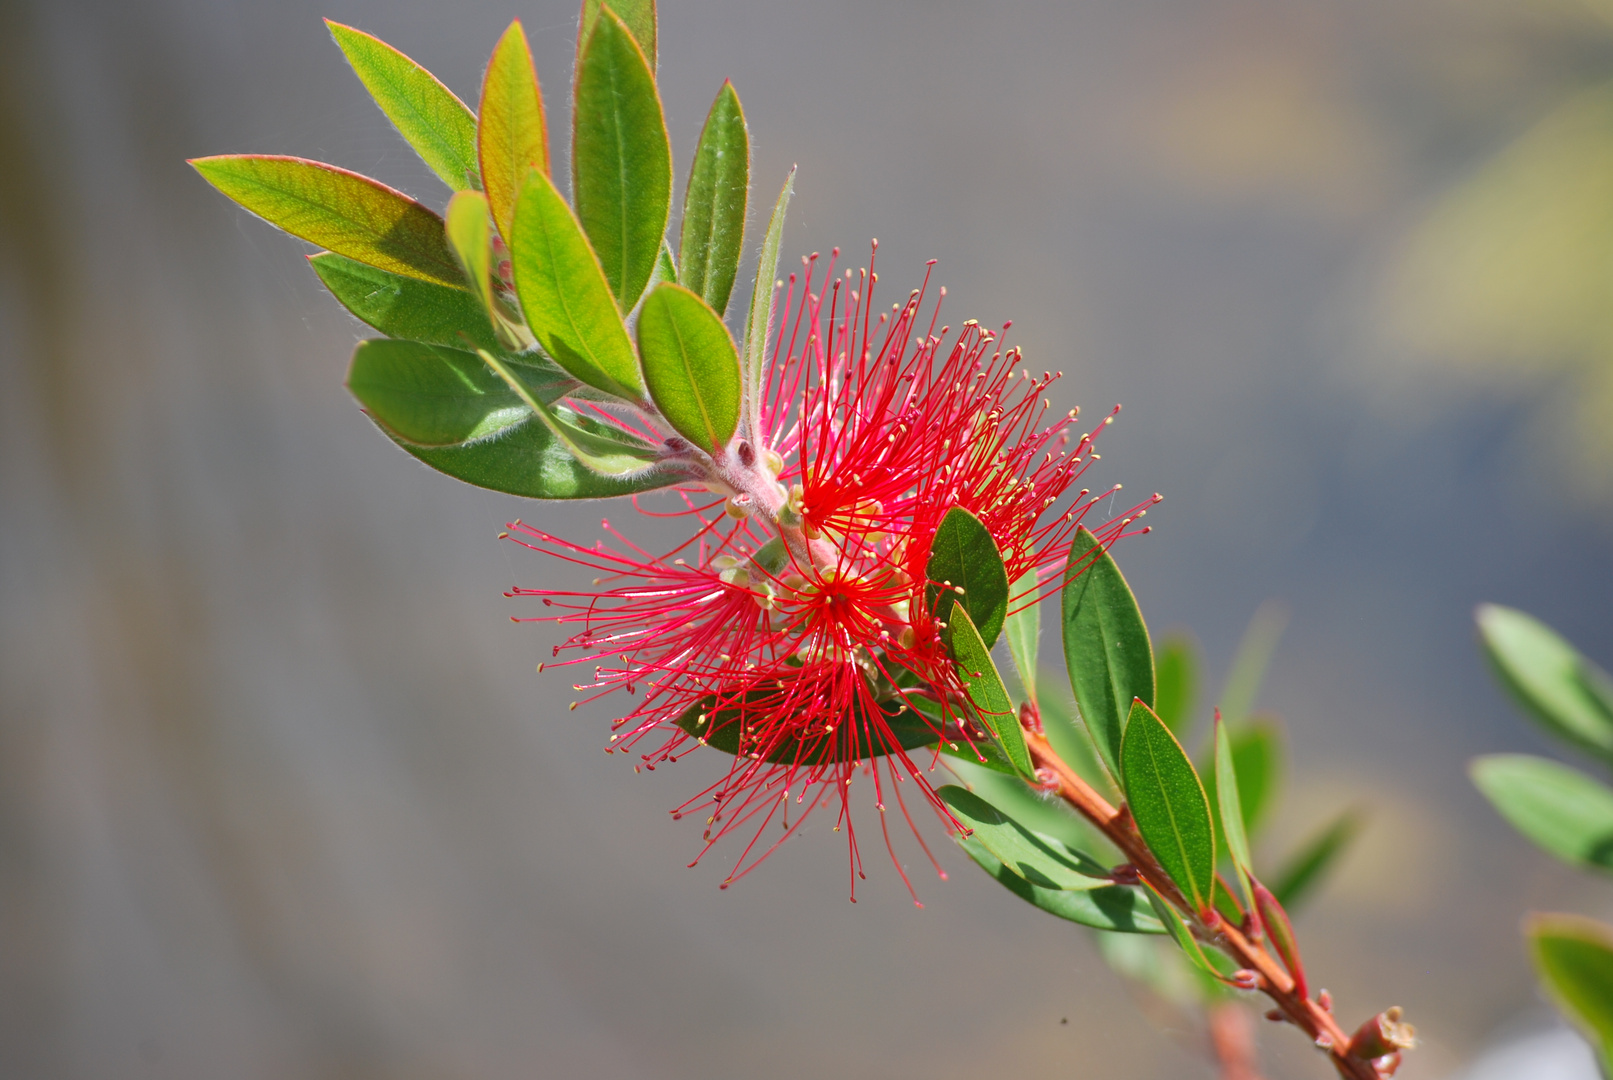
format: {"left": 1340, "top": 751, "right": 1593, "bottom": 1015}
{"left": 680, "top": 81, "right": 748, "bottom": 315}
{"left": 347, "top": 339, "right": 567, "bottom": 446}
{"left": 742, "top": 168, "right": 793, "bottom": 434}
{"left": 1004, "top": 568, "right": 1041, "bottom": 706}
{"left": 192, "top": 156, "right": 464, "bottom": 287}
{"left": 310, "top": 253, "right": 499, "bottom": 353}
{"left": 636, "top": 284, "right": 741, "bottom": 451}
{"left": 937, "top": 786, "right": 1110, "bottom": 891}
{"left": 926, "top": 507, "right": 1010, "bottom": 648}
{"left": 1479, "top": 604, "right": 1613, "bottom": 760}
{"left": 510, "top": 167, "right": 644, "bottom": 399}
{"left": 1155, "top": 634, "right": 1198, "bottom": 738}
{"left": 1121, "top": 700, "right": 1215, "bottom": 914}
{"left": 1270, "top": 808, "right": 1362, "bottom": 911}
{"left": 1527, "top": 913, "right": 1613, "bottom": 1071}
{"left": 572, "top": 7, "right": 671, "bottom": 312}
{"left": 326, "top": 21, "right": 479, "bottom": 190}
{"left": 1471, "top": 754, "right": 1613, "bottom": 872}
{"left": 580, "top": 0, "right": 656, "bottom": 69}
{"left": 947, "top": 606, "right": 1033, "bottom": 778}
{"left": 1061, "top": 526, "right": 1154, "bottom": 782}
{"left": 479, "top": 19, "right": 548, "bottom": 242}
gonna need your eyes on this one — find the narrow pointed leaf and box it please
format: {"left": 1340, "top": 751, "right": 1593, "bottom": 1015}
{"left": 1214, "top": 714, "right": 1257, "bottom": 917}
{"left": 1204, "top": 718, "right": 1283, "bottom": 852}
{"left": 636, "top": 284, "right": 741, "bottom": 452}
{"left": 947, "top": 606, "right": 1034, "bottom": 778}
{"left": 347, "top": 339, "right": 571, "bottom": 447}
{"left": 1155, "top": 633, "right": 1199, "bottom": 738}
{"left": 937, "top": 786, "right": 1111, "bottom": 890}
{"left": 572, "top": 7, "right": 671, "bottom": 311}
{"left": 1218, "top": 600, "right": 1286, "bottom": 727}
{"left": 310, "top": 253, "right": 501, "bottom": 353}
{"left": 445, "top": 190, "right": 498, "bottom": 326}
{"left": 1270, "top": 808, "right": 1363, "bottom": 911}
{"left": 1471, "top": 754, "right": 1613, "bottom": 872}
{"left": 479, "top": 19, "right": 549, "bottom": 242}
{"left": 191, "top": 156, "right": 463, "bottom": 287}
{"left": 1527, "top": 913, "right": 1613, "bottom": 1069}
{"left": 959, "top": 836, "right": 1162, "bottom": 933}
{"left": 1144, "top": 887, "right": 1223, "bottom": 979}
{"left": 326, "top": 21, "right": 478, "bottom": 190}
{"left": 510, "top": 167, "right": 643, "bottom": 400}
{"left": 926, "top": 506, "right": 1011, "bottom": 648}
{"left": 1121, "top": 700, "right": 1215, "bottom": 914}
{"left": 680, "top": 81, "right": 748, "bottom": 314}
{"left": 1061, "top": 526, "right": 1154, "bottom": 782}
{"left": 580, "top": 0, "right": 656, "bottom": 70}
{"left": 1004, "top": 568, "right": 1041, "bottom": 706}
{"left": 743, "top": 168, "right": 793, "bottom": 437}
{"left": 1478, "top": 604, "right": 1613, "bottom": 760}
{"left": 653, "top": 238, "right": 678, "bottom": 287}
{"left": 480, "top": 350, "right": 657, "bottom": 475}
{"left": 1253, "top": 880, "right": 1308, "bottom": 999}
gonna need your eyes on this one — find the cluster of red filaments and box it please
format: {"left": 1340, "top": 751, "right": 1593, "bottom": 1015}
{"left": 506, "top": 244, "right": 1160, "bottom": 900}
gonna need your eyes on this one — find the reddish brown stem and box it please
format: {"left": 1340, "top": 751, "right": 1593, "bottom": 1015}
{"left": 1208, "top": 1003, "right": 1266, "bottom": 1080}
{"left": 1023, "top": 730, "right": 1396, "bottom": 1080}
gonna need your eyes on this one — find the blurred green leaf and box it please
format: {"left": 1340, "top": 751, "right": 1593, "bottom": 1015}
{"left": 1154, "top": 633, "right": 1199, "bottom": 739}
{"left": 1214, "top": 715, "right": 1256, "bottom": 912}
{"left": 675, "top": 685, "right": 939, "bottom": 764}
{"left": 1004, "top": 568, "right": 1041, "bottom": 707}
{"left": 742, "top": 168, "right": 793, "bottom": 436}
{"left": 572, "top": 7, "right": 671, "bottom": 313}
{"left": 397, "top": 410, "right": 679, "bottom": 498}
{"left": 347, "top": 339, "right": 567, "bottom": 446}
{"left": 959, "top": 836, "right": 1163, "bottom": 933}
{"left": 937, "top": 785, "right": 1110, "bottom": 891}
{"left": 1269, "top": 808, "right": 1363, "bottom": 911}
{"left": 510, "top": 167, "right": 643, "bottom": 400}
{"left": 1061, "top": 527, "right": 1154, "bottom": 783}
{"left": 948, "top": 753, "right": 1111, "bottom": 858}
{"left": 1471, "top": 754, "right": 1613, "bottom": 873}
{"left": 1527, "top": 913, "right": 1613, "bottom": 1073}
{"left": 1478, "top": 604, "right": 1613, "bottom": 761}
{"left": 478, "top": 19, "right": 549, "bottom": 242}
{"left": 325, "top": 21, "right": 479, "bottom": 191}
{"left": 1039, "top": 690, "right": 1117, "bottom": 798}
{"left": 580, "top": 0, "right": 656, "bottom": 70}
{"left": 191, "top": 155, "right": 464, "bottom": 287}
{"left": 679, "top": 81, "right": 748, "bottom": 316}
{"left": 1218, "top": 601, "right": 1285, "bottom": 728}
{"left": 310, "top": 253, "right": 501, "bottom": 353}
{"left": 947, "top": 606, "right": 1033, "bottom": 778}
{"left": 1122, "top": 700, "right": 1215, "bottom": 915}
{"left": 636, "top": 283, "right": 741, "bottom": 452}
{"left": 926, "top": 507, "right": 1011, "bottom": 648}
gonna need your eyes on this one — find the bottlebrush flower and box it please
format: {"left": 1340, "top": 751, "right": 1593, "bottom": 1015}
{"left": 508, "top": 245, "right": 1159, "bottom": 899}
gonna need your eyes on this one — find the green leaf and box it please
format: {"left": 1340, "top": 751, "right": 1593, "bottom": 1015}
{"left": 636, "top": 284, "right": 742, "bottom": 452}
{"left": 1061, "top": 526, "right": 1154, "bottom": 783}
{"left": 572, "top": 6, "right": 671, "bottom": 312}
{"left": 1270, "top": 808, "right": 1363, "bottom": 911}
{"left": 1214, "top": 714, "right": 1256, "bottom": 917}
{"left": 958, "top": 836, "right": 1163, "bottom": 933}
{"left": 1121, "top": 700, "right": 1216, "bottom": 915}
{"left": 680, "top": 81, "right": 749, "bottom": 316}
{"left": 675, "top": 684, "right": 940, "bottom": 765}
{"left": 478, "top": 19, "right": 549, "bottom": 243}
{"left": 347, "top": 339, "right": 569, "bottom": 446}
{"left": 937, "top": 786, "right": 1111, "bottom": 890}
{"left": 1154, "top": 633, "right": 1199, "bottom": 738}
{"left": 1144, "top": 887, "right": 1223, "bottom": 979}
{"left": 1203, "top": 718, "right": 1283, "bottom": 853}
{"left": 325, "top": 21, "right": 479, "bottom": 191}
{"left": 1218, "top": 601, "right": 1286, "bottom": 727}
{"left": 510, "top": 167, "right": 644, "bottom": 400}
{"left": 1471, "top": 754, "right": 1613, "bottom": 873}
{"left": 1004, "top": 568, "right": 1041, "bottom": 707}
{"left": 1527, "top": 913, "right": 1613, "bottom": 1071}
{"left": 926, "top": 507, "right": 1011, "bottom": 648}
{"left": 479, "top": 350, "right": 659, "bottom": 476}
{"left": 310, "top": 253, "right": 500, "bottom": 353}
{"left": 1478, "top": 604, "right": 1613, "bottom": 761}
{"left": 191, "top": 155, "right": 464, "bottom": 288}
{"left": 445, "top": 190, "right": 498, "bottom": 324}
{"left": 580, "top": 0, "right": 656, "bottom": 70}
{"left": 397, "top": 412, "right": 680, "bottom": 499}
{"left": 947, "top": 606, "right": 1034, "bottom": 778}
{"left": 742, "top": 167, "right": 794, "bottom": 438}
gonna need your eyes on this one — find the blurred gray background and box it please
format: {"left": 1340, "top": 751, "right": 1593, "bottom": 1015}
{"left": 4, "top": 0, "right": 1613, "bottom": 1076}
